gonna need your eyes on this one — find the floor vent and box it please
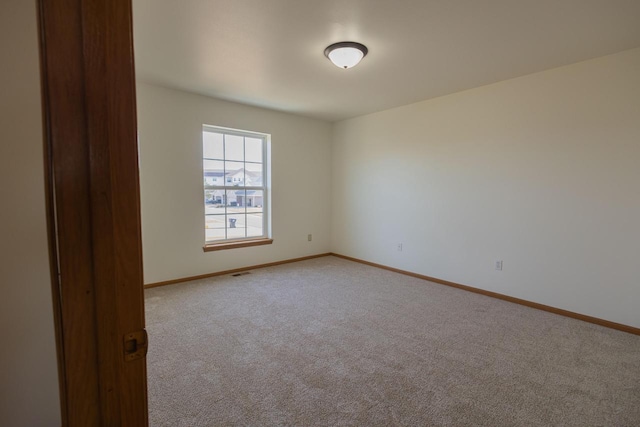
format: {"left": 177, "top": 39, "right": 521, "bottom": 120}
{"left": 231, "top": 271, "right": 252, "bottom": 277}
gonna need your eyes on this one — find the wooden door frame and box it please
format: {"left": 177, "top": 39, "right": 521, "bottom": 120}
{"left": 38, "top": 0, "right": 148, "bottom": 425}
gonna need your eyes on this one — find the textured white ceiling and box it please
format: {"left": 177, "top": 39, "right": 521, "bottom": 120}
{"left": 133, "top": 0, "right": 640, "bottom": 122}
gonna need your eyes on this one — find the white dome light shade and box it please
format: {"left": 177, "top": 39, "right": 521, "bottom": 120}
{"left": 324, "top": 42, "right": 368, "bottom": 69}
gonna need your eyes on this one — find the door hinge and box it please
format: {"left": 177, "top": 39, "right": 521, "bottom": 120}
{"left": 123, "top": 329, "right": 148, "bottom": 362}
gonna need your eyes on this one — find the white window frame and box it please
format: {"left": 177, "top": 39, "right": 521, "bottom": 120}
{"left": 202, "top": 125, "right": 271, "bottom": 250}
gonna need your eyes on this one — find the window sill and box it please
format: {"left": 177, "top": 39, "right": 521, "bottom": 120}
{"left": 203, "top": 238, "right": 273, "bottom": 252}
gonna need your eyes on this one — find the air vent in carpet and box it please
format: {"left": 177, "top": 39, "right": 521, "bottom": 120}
{"left": 231, "top": 271, "right": 252, "bottom": 277}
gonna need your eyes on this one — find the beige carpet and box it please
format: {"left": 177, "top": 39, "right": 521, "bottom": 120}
{"left": 145, "top": 256, "right": 640, "bottom": 426}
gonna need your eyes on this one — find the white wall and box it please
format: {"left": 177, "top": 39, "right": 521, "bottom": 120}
{"left": 332, "top": 48, "right": 640, "bottom": 328}
{"left": 0, "top": 1, "right": 61, "bottom": 425}
{"left": 137, "top": 83, "right": 332, "bottom": 284}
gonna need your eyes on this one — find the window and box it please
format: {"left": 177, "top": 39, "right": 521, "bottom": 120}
{"left": 202, "top": 126, "right": 271, "bottom": 250}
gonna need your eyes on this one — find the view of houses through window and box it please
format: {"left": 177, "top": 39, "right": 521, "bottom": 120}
{"left": 203, "top": 126, "right": 268, "bottom": 243}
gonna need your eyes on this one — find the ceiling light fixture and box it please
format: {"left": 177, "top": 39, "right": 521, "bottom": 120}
{"left": 324, "top": 41, "right": 368, "bottom": 69}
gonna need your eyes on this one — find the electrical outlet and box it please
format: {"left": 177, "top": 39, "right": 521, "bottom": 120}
{"left": 307, "top": 234, "right": 312, "bottom": 242}
{"left": 397, "top": 243, "right": 403, "bottom": 252}
{"left": 495, "top": 260, "right": 503, "bottom": 271}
